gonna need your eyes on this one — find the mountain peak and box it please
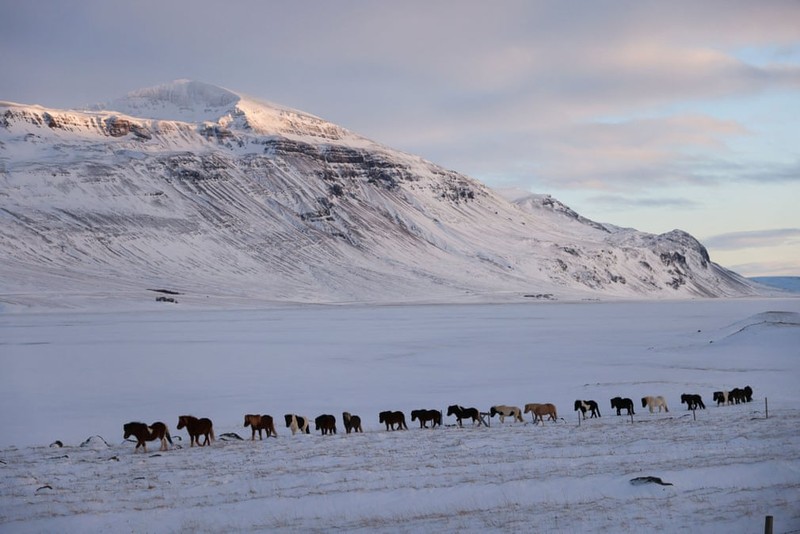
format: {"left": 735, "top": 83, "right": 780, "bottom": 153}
{"left": 93, "top": 79, "right": 362, "bottom": 143}
{"left": 96, "top": 80, "right": 241, "bottom": 123}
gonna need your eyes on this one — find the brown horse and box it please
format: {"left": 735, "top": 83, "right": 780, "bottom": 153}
{"left": 411, "top": 409, "right": 442, "bottom": 428}
{"left": 315, "top": 414, "right": 337, "bottom": 435}
{"left": 524, "top": 403, "right": 558, "bottom": 424}
{"left": 123, "top": 421, "right": 172, "bottom": 452}
{"left": 342, "top": 412, "right": 363, "bottom": 434}
{"left": 243, "top": 414, "right": 277, "bottom": 439}
{"left": 379, "top": 410, "right": 408, "bottom": 430}
{"left": 177, "top": 415, "right": 214, "bottom": 447}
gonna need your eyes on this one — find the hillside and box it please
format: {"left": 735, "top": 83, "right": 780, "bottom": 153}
{"left": 0, "top": 80, "right": 760, "bottom": 309}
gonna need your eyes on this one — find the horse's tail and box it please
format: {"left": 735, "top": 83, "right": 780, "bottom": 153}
{"left": 209, "top": 426, "right": 215, "bottom": 442}
{"left": 165, "top": 429, "right": 173, "bottom": 445}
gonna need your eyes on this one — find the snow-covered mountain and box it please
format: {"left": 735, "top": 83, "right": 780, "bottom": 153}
{"left": 0, "top": 80, "right": 760, "bottom": 308}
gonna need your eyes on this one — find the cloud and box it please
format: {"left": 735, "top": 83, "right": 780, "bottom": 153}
{"left": 703, "top": 228, "right": 800, "bottom": 250}
{"left": 585, "top": 195, "right": 702, "bottom": 210}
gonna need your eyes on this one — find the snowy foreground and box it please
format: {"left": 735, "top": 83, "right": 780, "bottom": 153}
{"left": 1, "top": 299, "right": 799, "bottom": 533}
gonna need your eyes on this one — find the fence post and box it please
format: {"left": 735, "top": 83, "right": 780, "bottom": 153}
{"left": 764, "top": 514, "right": 773, "bottom": 534}
{"left": 765, "top": 398, "right": 769, "bottom": 419}
{"left": 692, "top": 407, "right": 696, "bottom": 421}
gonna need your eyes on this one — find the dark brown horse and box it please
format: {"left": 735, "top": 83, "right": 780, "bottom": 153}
{"left": 446, "top": 405, "right": 481, "bottom": 427}
{"left": 315, "top": 414, "right": 337, "bottom": 435}
{"left": 243, "top": 414, "right": 277, "bottom": 439}
{"left": 379, "top": 410, "right": 408, "bottom": 430}
{"left": 342, "top": 412, "right": 363, "bottom": 434}
{"left": 123, "top": 421, "right": 172, "bottom": 452}
{"left": 177, "top": 415, "right": 214, "bottom": 447}
{"left": 411, "top": 409, "right": 442, "bottom": 428}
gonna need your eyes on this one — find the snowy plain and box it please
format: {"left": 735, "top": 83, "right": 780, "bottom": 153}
{"left": 1, "top": 298, "right": 799, "bottom": 533}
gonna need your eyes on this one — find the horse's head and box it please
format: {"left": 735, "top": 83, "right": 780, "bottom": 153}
{"left": 284, "top": 414, "right": 294, "bottom": 428}
{"left": 641, "top": 397, "right": 648, "bottom": 408}
{"left": 177, "top": 416, "right": 189, "bottom": 429}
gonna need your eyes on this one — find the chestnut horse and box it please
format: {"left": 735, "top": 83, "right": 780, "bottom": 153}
{"left": 243, "top": 414, "right": 277, "bottom": 439}
{"left": 315, "top": 414, "right": 337, "bottom": 435}
{"left": 411, "top": 409, "right": 442, "bottom": 428}
{"left": 446, "top": 405, "right": 481, "bottom": 427}
{"left": 342, "top": 412, "right": 363, "bottom": 434}
{"left": 524, "top": 403, "right": 558, "bottom": 424}
{"left": 123, "top": 421, "right": 172, "bottom": 452}
{"left": 177, "top": 415, "right": 214, "bottom": 447}
{"left": 379, "top": 410, "right": 408, "bottom": 430}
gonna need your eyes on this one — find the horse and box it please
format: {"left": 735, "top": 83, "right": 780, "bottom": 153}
{"left": 729, "top": 388, "right": 745, "bottom": 404}
{"left": 243, "top": 414, "right": 277, "bottom": 439}
{"left": 411, "top": 409, "right": 442, "bottom": 428}
{"left": 489, "top": 405, "right": 524, "bottom": 423}
{"left": 713, "top": 390, "right": 729, "bottom": 406}
{"left": 123, "top": 421, "right": 172, "bottom": 452}
{"left": 446, "top": 405, "right": 481, "bottom": 427}
{"left": 610, "top": 397, "right": 635, "bottom": 416}
{"left": 379, "top": 410, "right": 408, "bottom": 430}
{"left": 641, "top": 396, "right": 669, "bottom": 413}
{"left": 573, "top": 400, "right": 601, "bottom": 419}
{"left": 680, "top": 394, "right": 705, "bottom": 410}
{"left": 284, "top": 414, "right": 310, "bottom": 435}
{"left": 743, "top": 385, "right": 753, "bottom": 402}
{"left": 342, "top": 412, "right": 363, "bottom": 434}
{"left": 177, "top": 415, "right": 214, "bottom": 447}
{"left": 314, "top": 414, "right": 337, "bottom": 435}
{"left": 523, "top": 403, "right": 558, "bottom": 424}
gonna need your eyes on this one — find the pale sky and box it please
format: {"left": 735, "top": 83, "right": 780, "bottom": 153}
{"left": 1, "top": 0, "right": 798, "bottom": 276}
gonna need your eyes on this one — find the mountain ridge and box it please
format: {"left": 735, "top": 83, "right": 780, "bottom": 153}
{"left": 0, "top": 80, "right": 763, "bottom": 309}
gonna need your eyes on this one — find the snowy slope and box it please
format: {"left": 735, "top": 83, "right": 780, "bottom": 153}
{"left": 0, "top": 80, "right": 761, "bottom": 309}
{"left": 1, "top": 300, "right": 798, "bottom": 532}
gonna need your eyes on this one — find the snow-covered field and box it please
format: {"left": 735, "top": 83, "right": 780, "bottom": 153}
{"left": 1, "top": 299, "right": 799, "bottom": 533}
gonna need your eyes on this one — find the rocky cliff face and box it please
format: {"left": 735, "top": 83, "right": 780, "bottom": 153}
{"left": 0, "top": 81, "right": 760, "bottom": 307}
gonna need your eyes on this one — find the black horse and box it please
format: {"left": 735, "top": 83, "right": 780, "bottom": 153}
{"left": 610, "top": 397, "right": 635, "bottom": 416}
{"left": 680, "top": 394, "right": 706, "bottom": 410}
{"left": 446, "top": 405, "right": 481, "bottom": 427}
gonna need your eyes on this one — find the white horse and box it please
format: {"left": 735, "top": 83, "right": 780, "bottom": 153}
{"left": 489, "top": 405, "right": 524, "bottom": 423}
{"left": 641, "top": 396, "right": 669, "bottom": 413}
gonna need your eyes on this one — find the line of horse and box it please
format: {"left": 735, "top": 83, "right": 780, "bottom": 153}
{"left": 123, "top": 386, "right": 755, "bottom": 452}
